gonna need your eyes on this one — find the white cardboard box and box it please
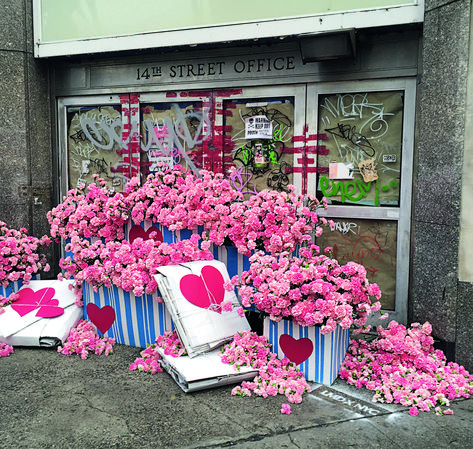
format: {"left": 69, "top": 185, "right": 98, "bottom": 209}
{"left": 155, "top": 260, "right": 250, "bottom": 358}
{"left": 0, "top": 280, "right": 82, "bottom": 347}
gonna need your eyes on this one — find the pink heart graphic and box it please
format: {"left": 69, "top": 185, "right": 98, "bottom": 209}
{"left": 129, "top": 225, "right": 163, "bottom": 244}
{"left": 11, "top": 288, "right": 64, "bottom": 318}
{"left": 279, "top": 334, "right": 314, "bottom": 365}
{"left": 180, "top": 265, "right": 225, "bottom": 313}
{"left": 86, "top": 303, "right": 116, "bottom": 334}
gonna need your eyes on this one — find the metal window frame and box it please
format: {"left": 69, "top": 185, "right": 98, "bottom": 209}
{"left": 309, "top": 78, "right": 416, "bottom": 324}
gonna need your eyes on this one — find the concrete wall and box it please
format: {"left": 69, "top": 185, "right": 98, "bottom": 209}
{"left": 0, "top": 1, "right": 54, "bottom": 268}
{"left": 411, "top": 0, "right": 472, "bottom": 367}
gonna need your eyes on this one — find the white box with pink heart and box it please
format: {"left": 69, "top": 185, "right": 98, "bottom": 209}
{"left": 0, "top": 279, "right": 82, "bottom": 347}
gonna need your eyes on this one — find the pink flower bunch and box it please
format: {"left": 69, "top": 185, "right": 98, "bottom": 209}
{"left": 340, "top": 321, "right": 473, "bottom": 415}
{"left": 211, "top": 187, "right": 331, "bottom": 256}
{"left": 47, "top": 176, "right": 128, "bottom": 242}
{"left": 228, "top": 246, "right": 382, "bottom": 333}
{"left": 0, "top": 221, "right": 50, "bottom": 289}
{"left": 125, "top": 164, "right": 242, "bottom": 232}
{"left": 0, "top": 342, "right": 14, "bottom": 357}
{"left": 58, "top": 319, "right": 115, "bottom": 359}
{"left": 221, "top": 330, "right": 311, "bottom": 404}
{"left": 129, "top": 330, "right": 185, "bottom": 374}
{"left": 60, "top": 233, "right": 213, "bottom": 299}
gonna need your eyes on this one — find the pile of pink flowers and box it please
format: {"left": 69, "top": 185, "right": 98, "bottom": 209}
{"left": 340, "top": 321, "right": 473, "bottom": 415}
{"left": 58, "top": 319, "right": 115, "bottom": 359}
{"left": 221, "top": 330, "right": 311, "bottom": 411}
{"left": 60, "top": 233, "right": 213, "bottom": 301}
{"left": 129, "top": 330, "right": 186, "bottom": 374}
{"left": 0, "top": 221, "right": 50, "bottom": 304}
{"left": 47, "top": 176, "right": 128, "bottom": 242}
{"left": 227, "top": 245, "right": 382, "bottom": 333}
{"left": 213, "top": 187, "right": 331, "bottom": 256}
{"left": 125, "top": 165, "right": 242, "bottom": 232}
{"left": 0, "top": 342, "right": 14, "bottom": 357}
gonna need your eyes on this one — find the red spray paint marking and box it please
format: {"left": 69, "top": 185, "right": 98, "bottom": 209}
{"left": 215, "top": 89, "right": 243, "bottom": 97}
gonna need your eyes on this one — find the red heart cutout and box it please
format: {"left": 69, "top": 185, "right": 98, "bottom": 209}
{"left": 180, "top": 265, "right": 225, "bottom": 313}
{"left": 11, "top": 288, "right": 64, "bottom": 318}
{"left": 279, "top": 334, "right": 314, "bottom": 365}
{"left": 86, "top": 303, "right": 116, "bottom": 334}
{"left": 129, "top": 225, "right": 163, "bottom": 244}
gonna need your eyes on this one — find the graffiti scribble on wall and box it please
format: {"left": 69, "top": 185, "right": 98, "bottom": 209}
{"left": 317, "top": 91, "right": 404, "bottom": 206}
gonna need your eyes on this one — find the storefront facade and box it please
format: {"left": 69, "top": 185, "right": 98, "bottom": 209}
{"left": 2, "top": 0, "right": 473, "bottom": 369}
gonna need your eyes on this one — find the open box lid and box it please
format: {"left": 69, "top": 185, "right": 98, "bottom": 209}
{"left": 155, "top": 260, "right": 250, "bottom": 358}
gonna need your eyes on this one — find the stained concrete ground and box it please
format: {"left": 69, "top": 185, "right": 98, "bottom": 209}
{"left": 2, "top": 344, "right": 473, "bottom": 449}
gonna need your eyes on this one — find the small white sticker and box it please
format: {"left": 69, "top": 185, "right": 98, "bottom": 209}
{"left": 245, "top": 116, "right": 272, "bottom": 140}
{"left": 383, "top": 154, "right": 396, "bottom": 163}
{"left": 329, "top": 162, "right": 354, "bottom": 179}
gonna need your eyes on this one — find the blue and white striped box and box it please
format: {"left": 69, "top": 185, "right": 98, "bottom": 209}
{"left": 0, "top": 280, "right": 26, "bottom": 299}
{"left": 264, "top": 318, "right": 350, "bottom": 385}
{"left": 83, "top": 282, "right": 173, "bottom": 348}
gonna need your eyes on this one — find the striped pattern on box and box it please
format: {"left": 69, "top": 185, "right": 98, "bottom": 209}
{"left": 264, "top": 318, "right": 349, "bottom": 385}
{"left": 0, "top": 280, "right": 25, "bottom": 299}
{"left": 0, "top": 276, "right": 40, "bottom": 299}
{"left": 83, "top": 283, "right": 173, "bottom": 348}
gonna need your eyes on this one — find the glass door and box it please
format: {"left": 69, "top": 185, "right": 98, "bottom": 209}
{"left": 308, "top": 79, "right": 416, "bottom": 324}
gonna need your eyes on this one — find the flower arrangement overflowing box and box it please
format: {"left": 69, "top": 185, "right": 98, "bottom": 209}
{"left": 82, "top": 282, "right": 173, "bottom": 348}
{"left": 264, "top": 318, "right": 350, "bottom": 385}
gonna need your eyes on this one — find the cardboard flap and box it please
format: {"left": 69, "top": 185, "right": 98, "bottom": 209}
{"left": 155, "top": 260, "right": 250, "bottom": 358}
{"left": 156, "top": 346, "right": 258, "bottom": 393}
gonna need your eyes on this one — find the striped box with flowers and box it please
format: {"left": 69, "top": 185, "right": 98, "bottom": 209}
{"left": 83, "top": 283, "right": 173, "bottom": 349}
{"left": 264, "top": 318, "right": 350, "bottom": 385}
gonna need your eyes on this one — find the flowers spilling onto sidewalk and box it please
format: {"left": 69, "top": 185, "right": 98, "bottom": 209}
{"left": 227, "top": 245, "right": 382, "bottom": 333}
{"left": 129, "top": 330, "right": 186, "bottom": 374}
{"left": 221, "top": 330, "right": 311, "bottom": 411}
{"left": 0, "top": 342, "right": 14, "bottom": 357}
{"left": 60, "top": 234, "right": 213, "bottom": 302}
{"left": 340, "top": 321, "right": 473, "bottom": 415}
{"left": 58, "top": 319, "right": 115, "bottom": 359}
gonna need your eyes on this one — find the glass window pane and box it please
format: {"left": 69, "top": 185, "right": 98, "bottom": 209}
{"left": 316, "top": 218, "right": 397, "bottom": 310}
{"left": 222, "top": 97, "right": 295, "bottom": 194}
{"left": 140, "top": 101, "right": 211, "bottom": 176}
{"left": 317, "top": 91, "right": 404, "bottom": 206}
{"left": 66, "top": 105, "right": 126, "bottom": 191}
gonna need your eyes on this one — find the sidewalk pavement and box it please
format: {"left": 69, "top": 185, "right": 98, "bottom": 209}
{"left": 2, "top": 344, "right": 473, "bottom": 449}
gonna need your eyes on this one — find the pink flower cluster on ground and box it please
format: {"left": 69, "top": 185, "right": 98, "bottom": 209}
{"left": 0, "top": 342, "right": 14, "bottom": 357}
{"left": 60, "top": 233, "right": 213, "bottom": 302}
{"left": 0, "top": 220, "right": 50, "bottom": 290}
{"left": 129, "top": 330, "right": 186, "bottom": 374}
{"left": 58, "top": 319, "right": 115, "bottom": 359}
{"left": 221, "top": 330, "right": 311, "bottom": 411}
{"left": 227, "top": 246, "right": 382, "bottom": 333}
{"left": 340, "top": 321, "right": 473, "bottom": 415}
